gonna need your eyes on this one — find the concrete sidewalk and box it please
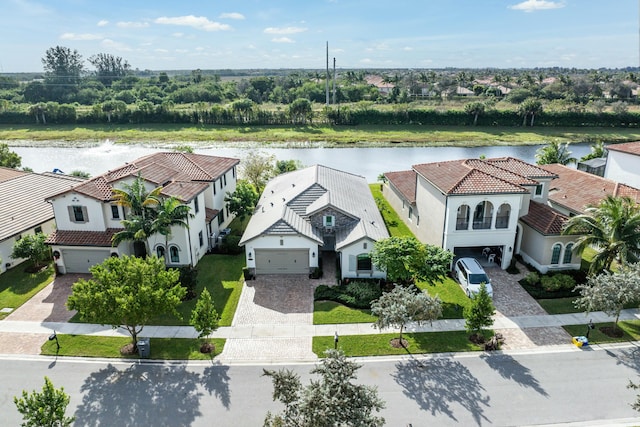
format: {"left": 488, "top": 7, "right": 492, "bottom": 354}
{"left": 1, "top": 308, "right": 637, "bottom": 340}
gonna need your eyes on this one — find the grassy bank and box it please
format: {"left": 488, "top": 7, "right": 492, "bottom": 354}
{"left": 3, "top": 123, "right": 640, "bottom": 147}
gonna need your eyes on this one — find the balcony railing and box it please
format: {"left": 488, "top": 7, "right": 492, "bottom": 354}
{"left": 495, "top": 215, "right": 510, "bottom": 229}
{"left": 472, "top": 218, "right": 492, "bottom": 230}
{"left": 456, "top": 219, "right": 469, "bottom": 230}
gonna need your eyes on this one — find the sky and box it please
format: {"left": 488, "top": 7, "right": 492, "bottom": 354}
{"left": 1, "top": 0, "right": 638, "bottom": 72}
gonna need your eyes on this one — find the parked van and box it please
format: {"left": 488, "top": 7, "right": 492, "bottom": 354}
{"left": 454, "top": 257, "right": 493, "bottom": 298}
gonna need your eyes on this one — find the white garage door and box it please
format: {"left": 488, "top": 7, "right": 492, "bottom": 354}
{"left": 62, "top": 249, "right": 111, "bottom": 273}
{"left": 255, "top": 249, "right": 309, "bottom": 275}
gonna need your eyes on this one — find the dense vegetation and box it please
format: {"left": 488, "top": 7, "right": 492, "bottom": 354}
{"left": 1, "top": 45, "right": 640, "bottom": 128}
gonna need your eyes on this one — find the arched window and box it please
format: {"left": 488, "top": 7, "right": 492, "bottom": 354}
{"left": 156, "top": 246, "right": 166, "bottom": 259}
{"left": 473, "top": 201, "right": 494, "bottom": 230}
{"left": 551, "top": 243, "right": 562, "bottom": 265}
{"left": 456, "top": 204, "right": 470, "bottom": 230}
{"left": 563, "top": 243, "right": 574, "bottom": 264}
{"left": 357, "top": 254, "right": 372, "bottom": 271}
{"left": 496, "top": 203, "right": 511, "bottom": 229}
{"left": 170, "top": 246, "right": 180, "bottom": 263}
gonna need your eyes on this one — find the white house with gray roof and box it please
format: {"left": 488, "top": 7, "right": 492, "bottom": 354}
{"left": 46, "top": 152, "right": 239, "bottom": 274}
{"left": 0, "top": 168, "right": 83, "bottom": 274}
{"left": 240, "top": 165, "right": 388, "bottom": 279}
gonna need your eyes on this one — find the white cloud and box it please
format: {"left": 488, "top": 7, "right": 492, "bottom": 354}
{"left": 271, "top": 37, "right": 294, "bottom": 43}
{"left": 101, "top": 39, "right": 133, "bottom": 52}
{"left": 155, "top": 15, "right": 231, "bottom": 31}
{"left": 155, "top": 48, "right": 169, "bottom": 53}
{"left": 60, "top": 32, "right": 102, "bottom": 41}
{"left": 175, "top": 49, "right": 188, "bottom": 53}
{"left": 264, "top": 26, "right": 307, "bottom": 35}
{"left": 172, "top": 32, "right": 184, "bottom": 38}
{"left": 117, "top": 21, "right": 149, "bottom": 28}
{"left": 403, "top": 46, "right": 414, "bottom": 51}
{"left": 219, "top": 12, "right": 245, "bottom": 20}
{"left": 97, "top": 20, "right": 109, "bottom": 27}
{"left": 509, "top": 0, "right": 564, "bottom": 12}
{"left": 195, "top": 46, "right": 205, "bottom": 51}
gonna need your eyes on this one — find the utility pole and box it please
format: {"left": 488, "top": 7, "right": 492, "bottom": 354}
{"left": 325, "top": 42, "right": 330, "bottom": 106}
{"left": 332, "top": 57, "right": 337, "bottom": 105}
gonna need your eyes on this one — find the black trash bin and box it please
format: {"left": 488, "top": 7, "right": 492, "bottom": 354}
{"left": 137, "top": 338, "right": 150, "bottom": 358}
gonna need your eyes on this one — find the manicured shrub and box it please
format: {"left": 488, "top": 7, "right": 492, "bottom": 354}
{"left": 523, "top": 272, "right": 540, "bottom": 287}
{"left": 314, "top": 280, "right": 382, "bottom": 308}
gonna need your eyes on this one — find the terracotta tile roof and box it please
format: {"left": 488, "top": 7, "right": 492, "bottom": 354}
{"left": 542, "top": 164, "right": 640, "bottom": 214}
{"left": 205, "top": 208, "right": 219, "bottom": 223}
{"left": 606, "top": 141, "right": 640, "bottom": 156}
{"left": 0, "top": 172, "right": 84, "bottom": 241}
{"left": 50, "top": 152, "right": 239, "bottom": 201}
{"left": 161, "top": 181, "right": 209, "bottom": 203}
{"left": 519, "top": 201, "right": 568, "bottom": 235}
{"left": 484, "top": 157, "right": 558, "bottom": 179}
{"left": 45, "top": 228, "right": 120, "bottom": 247}
{"left": 412, "top": 159, "right": 528, "bottom": 195}
{"left": 0, "top": 167, "right": 28, "bottom": 183}
{"left": 384, "top": 170, "right": 416, "bottom": 204}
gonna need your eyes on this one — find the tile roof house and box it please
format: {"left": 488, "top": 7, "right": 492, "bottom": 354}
{"left": 0, "top": 168, "right": 84, "bottom": 274}
{"left": 604, "top": 141, "right": 640, "bottom": 189}
{"left": 383, "top": 157, "right": 585, "bottom": 273}
{"left": 45, "top": 152, "right": 239, "bottom": 274}
{"left": 240, "top": 165, "right": 389, "bottom": 279}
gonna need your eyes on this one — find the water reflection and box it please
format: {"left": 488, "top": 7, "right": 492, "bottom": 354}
{"left": 13, "top": 142, "right": 592, "bottom": 182}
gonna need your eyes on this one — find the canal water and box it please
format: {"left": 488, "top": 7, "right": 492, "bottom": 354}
{"left": 12, "top": 142, "right": 592, "bottom": 182}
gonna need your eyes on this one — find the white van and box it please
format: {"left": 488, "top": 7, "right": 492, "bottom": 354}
{"left": 454, "top": 257, "right": 493, "bottom": 298}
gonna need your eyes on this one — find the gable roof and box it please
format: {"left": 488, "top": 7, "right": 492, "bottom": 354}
{"left": 0, "top": 167, "right": 28, "bottom": 183}
{"left": 412, "top": 157, "right": 552, "bottom": 196}
{"left": 240, "top": 165, "right": 389, "bottom": 249}
{"left": 606, "top": 141, "right": 640, "bottom": 156}
{"left": 519, "top": 201, "right": 568, "bottom": 235}
{"left": 542, "top": 163, "right": 640, "bottom": 214}
{"left": 49, "top": 152, "right": 239, "bottom": 202}
{"left": 0, "top": 172, "right": 85, "bottom": 241}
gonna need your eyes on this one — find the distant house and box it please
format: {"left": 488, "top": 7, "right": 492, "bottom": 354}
{"left": 455, "top": 86, "right": 475, "bottom": 96}
{"left": 365, "top": 75, "right": 395, "bottom": 96}
{"left": 604, "top": 141, "right": 640, "bottom": 189}
{"left": 240, "top": 165, "right": 388, "bottom": 279}
{"left": 46, "top": 152, "right": 239, "bottom": 274}
{"left": 0, "top": 168, "right": 83, "bottom": 274}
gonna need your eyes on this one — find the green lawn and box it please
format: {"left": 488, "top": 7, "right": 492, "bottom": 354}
{"left": 313, "top": 330, "right": 491, "bottom": 357}
{"left": 369, "top": 184, "right": 413, "bottom": 237}
{"left": 313, "top": 301, "right": 376, "bottom": 324}
{"left": 564, "top": 320, "right": 640, "bottom": 344}
{"left": 3, "top": 124, "right": 640, "bottom": 146}
{"left": 40, "top": 334, "right": 225, "bottom": 360}
{"left": 417, "top": 276, "right": 471, "bottom": 319}
{"left": 0, "top": 263, "right": 55, "bottom": 320}
{"left": 154, "top": 253, "right": 245, "bottom": 326}
{"left": 537, "top": 297, "right": 581, "bottom": 314}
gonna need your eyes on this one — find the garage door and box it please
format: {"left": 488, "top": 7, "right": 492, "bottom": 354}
{"left": 255, "top": 249, "right": 309, "bottom": 275}
{"left": 62, "top": 249, "right": 111, "bottom": 273}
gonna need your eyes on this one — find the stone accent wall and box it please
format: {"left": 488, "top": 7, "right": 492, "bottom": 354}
{"left": 309, "top": 208, "right": 358, "bottom": 232}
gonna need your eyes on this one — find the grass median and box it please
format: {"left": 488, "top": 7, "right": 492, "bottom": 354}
{"left": 564, "top": 320, "right": 640, "bottom": 345}
{"left": 41, "top": 334, "right": 226, "bottom": 360}
{"left": 313, "top": 330, "right": 491, "bottom": 357}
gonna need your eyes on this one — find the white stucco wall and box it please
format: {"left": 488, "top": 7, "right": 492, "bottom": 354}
{"left": 243, "top": 234, "right": 320, "bottom": 270}
{"left": 519, "top": 223, "right": 580, "bottom": 273}
{"left": 605, "top": 150, "right": 640, "bottom": 189}
{"left": 0, "top": 220, "right": 57, "bottom": 274}
{"left": 414, "top": 176, "right": 447, "bottom": 246}
{"left": 339, "top": 238, "right": 386, "bottom": 280}
{"left": 49, "top": 193, "right": 107, "bottom": 232}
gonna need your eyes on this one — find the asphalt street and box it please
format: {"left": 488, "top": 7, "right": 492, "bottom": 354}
{"left": 2, "top": 344, "right": 640, "bottom": 426}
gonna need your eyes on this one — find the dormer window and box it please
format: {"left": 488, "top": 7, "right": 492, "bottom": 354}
{"left": 323, "top": 215, "right": 335, "bottom": 227}
{"left": 534, "top": 184, "right": 543, "bottom": 197}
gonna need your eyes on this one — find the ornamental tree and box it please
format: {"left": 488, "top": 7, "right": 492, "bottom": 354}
{"left": 14, "top": 376, "right": 74, "bottom": 427}
{"left": 11, "top": 233, "right": 50, "bottom": 270}
{"left": 67, "top": 255, "right": 186, "bottom": 348}
{"left": 190, "top": 288, "right": 220, "bottom": 352}
{"left": 371, "top": 284, "right": 442, "bottom": 344}
{"left": 225, "top": 180, "right": 259, "bottom": 222}
{"left": 464, "top": 282, "right": 495, "bottom": 338}
{"left": 574, "top": 263, "right": 640, "bottom": 331}
{"left": 263, "top": 349, "right": 385, "bottom": 427}
{"left": 370, "top": 236, "right": 453, "bottom": 285}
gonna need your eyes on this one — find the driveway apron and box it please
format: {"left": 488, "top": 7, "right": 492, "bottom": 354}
{"left": 487, "top": 262, "right": 571, "bottom": 349}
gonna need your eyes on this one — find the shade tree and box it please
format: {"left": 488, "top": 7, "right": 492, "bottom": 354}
{"left": 14, "top": 377, "right": 74, "bottom": 427}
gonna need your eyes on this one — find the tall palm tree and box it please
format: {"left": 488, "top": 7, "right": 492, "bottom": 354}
{"left": 111, "top": 174, "right": 163, "bottom": 257}
{"left": 563, "top": 195, "right": 640, "bottom": 274}
{"left": 535, "top": 140, "right": 576, "bottom": 166}
{"left": 152, "top": 197, "right": 192, "bottom": 261}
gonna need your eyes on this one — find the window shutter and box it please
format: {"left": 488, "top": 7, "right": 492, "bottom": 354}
{"left": 81, "top": 206, "right": 89, "bottom": 223}
{"left": 348, "top": 255, "right": 356, "bottom": 271}
{"left": 67, "top": 206, "right": 75, "bottom": 222}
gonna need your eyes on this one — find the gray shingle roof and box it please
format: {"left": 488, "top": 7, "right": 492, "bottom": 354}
{"left": 240, "top": 165, "right": 389, "bottom": 247}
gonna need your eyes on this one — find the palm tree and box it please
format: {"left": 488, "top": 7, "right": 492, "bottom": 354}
{"left": 464, "top": 102, "right": 485, "bottom": 126}
{"left": 152, "top": 197, "right": 192, "bottom": 261}
{"left": 535, "top": 141, "right": 577, "bottom": 165}
{"left": 563, "top": 195, "right": 640, "bottom": 274}
{"left": 579, "top": 141, "right": 606, "bottom": 162}
{"left": 518, "top": 97, "right": 543, "bottom": 127}
{"left": 111, "top": 174, "right": 163, "bottom": 257}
